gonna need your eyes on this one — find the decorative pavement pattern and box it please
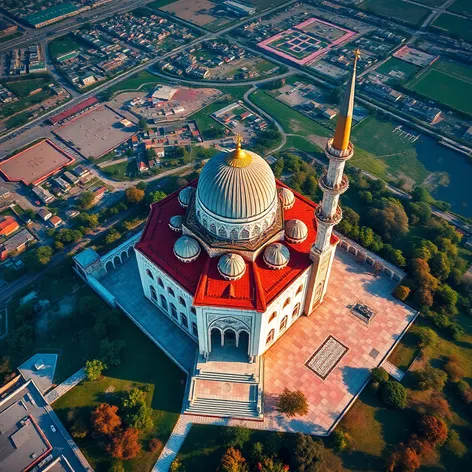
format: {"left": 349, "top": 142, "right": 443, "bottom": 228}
{"left": 305, "top": 336, "right": 349, "bottom": 380}
{"left": 45, "top": 367, "right": 86, "bottom": 404}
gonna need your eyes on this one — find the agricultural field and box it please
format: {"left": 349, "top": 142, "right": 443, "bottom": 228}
{"left": 375, "top": 57, "right": 422, "bottom": 83}
{"left": 360, "top": 0, "right": 431, "bottom": 26}
{"left": 447, "top": 0, "right": 472, "bottom": 16}
{"left": 432, "top": 13, "right": 472, "bottom": 42}
{"left": 406, "top": 60, "right": 472, "bottom": 115}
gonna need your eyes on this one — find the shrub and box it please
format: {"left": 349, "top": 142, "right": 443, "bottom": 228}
{"left": 148, "top": 438, "right": 162, "bottom": 452}
{"left": 418, "top": 415, "right": 448, "bottom": 447}
{"left": 456, "top": 380, "right": 472, "bottom": 404}
{"left": 331, "top": 429, "right": 351, "bottom": 452}
{"left": 276, "top": 388, "right": 308, "bottom": 417}
{"left": 85, "top": 359, "right": 106, "bottom": 381}
{"left": 394, "top": 285, "right": 410, "bottom": 301}
{"left": 443, "top": 355, "right": 464, "bottom": 383}
{"left": 415, "top": 366, "right": 447, "bottom": 392}
{"left": 70, "top": 416, "right": 89, "bottom": 439}
{"left": 415, "top": 327, "right": 438, "bottom": 349}
{"left": 445, "top": 430, "right": 466, "bottom": 458}
{"left": 426, "top": 393, "right": 451, "bottom": 420}
{"left": 381, "top": 381, "right": 407, "bottom": 409}
{"left": 108, "top": 462, "right": 125, "bottom": 472}
{"left": 371, "top": 367, "right": 389, "bottom": 384}
{"left": 224, "top": 427, "right": 251, "bottom": 448}
{"left": 386, "top": 444, "right": 420, "bottom": 472}
{"left": 219, "top": 447, "right": 248, "bottom": 472}
{"left": 290, "top": 433, "right": 325, "bottom": 472}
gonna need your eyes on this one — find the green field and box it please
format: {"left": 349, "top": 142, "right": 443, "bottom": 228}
{"left": 53, "top": 313, "right": 185, "bottom": 472}
{"left": 0, "top": 31, "right": 23, "bottom": 44}
{"left": 282, "top": 135, "right": 322, "bottom": 154}
{"left": 105, "top": 71, "right": 164, "bottom": 97}
{"left": 249, "top": 89, "right": 331, "bottom": 138}
{"left": 360, "top": 0, "right": 430, "bottom": 26}
{"left": 148, "top": 0, "right": 179, "bottom": 9}
{"left": 407, "top": 60, "right": 472, "bottom": 115}
{"left": 48, "top": 34, "right": 83, "bottom": 59}
{"left": 447, "top": 0, "right": 472, "bottom": 16}
{"left": 4, "top": 77, "right": 51, "bottom": 97}
{"left": 375, "top": 57, "right": 421, "bottom": 83}
{"left": 432, "top": 13, "right": 472, "bottom": 42}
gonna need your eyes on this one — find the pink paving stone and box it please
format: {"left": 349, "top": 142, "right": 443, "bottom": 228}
{"left": 261, "top": 250, "right": 417, "bottom": 435}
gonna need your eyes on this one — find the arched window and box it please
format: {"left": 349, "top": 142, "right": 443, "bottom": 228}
{"left": 252, "top": 225, "right": 260, "bottom": 237}
{"left": 280, "top": 316, "right": 288, "bottom": 332}
{"left": 192, "top": 322, "right": 198, "bottom": 336}
{"left": 158, "top": 278, "right": 164, "bottom": 288}
{"left": 150, "top": 286, "right": 157, "bottom": 301}
{"left": 269, "top": 312, "right": 277, "bottom": 323}
{"left": 168, "top": 287, "right": 175, "bottom": 297}
{"left": 202, "top": 218, "right": 208, "bottom": 228}
{"left": 170, "top": 303, "right": 178, "bottom": 319}
{"left": 178, "top": 296, "right": 186, "bottom": 307}
{"left": 181, "top": 314, "right": 188, "bottom": 329}
{"left": 146, "top": 269, "right": 154, "bottom": 279}
{"left": 292, "top": 303, "right": 301, "bottom": 319}
{"left": 283, "top": 298, "right": 291, "bottom": 309}
{"left": 218, "top": 227, "right": 227, "bottom": 238}
{"left": 210, "top": 223, "right": 216, "bottom": 234}
{"left": 241, "top": 229, "right": 249, "bottom": 239}
{"left": 266, "top": 329, "right": 275, "bottom": 345}
{"left": 230, "top": 229, "right": 238, "bottom": 240}
{"left": 296, "top": 285, "right": 303, "bottom": 296}
{"left": 160, "top": 295, "right": 168, "bottom": 311}
{"left": 190, "top": 307, "right": 196, "bottom": 315}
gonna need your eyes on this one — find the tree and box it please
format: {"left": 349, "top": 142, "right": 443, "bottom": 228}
{"left": 456, "top": 380, "right": 472, "bottom": 404}
{"left": 78, "top": 213, "right": 99, "bottom": 230}
{"left": 85, "top": 359, "right": 107, "bottom": 381}
{"left": 70, "top": 416, "right": 89, "bottom": 439}
{"left": 415, "top": 327, "right": 438, "bottom": 349}
{"left": 223, "top": 427, "right": 251, "bottom": 449}
{"left": 291, "top": 433, "right": 325, "bottom": 472}
{"left": 109, "top": 463, "right": 125, "bottom": 472}
{"left": 91, "top": 403, "right": 121, "bottom": 436}
{"left": 145, "top": 190, "right": 166, "bottom": 205}
{"left": 36, "top": 246, "right": 54, "bottom": 265}
{"left": 125, "top": 187, "right": 145, "bottom": 204}
{"left": 276, "top": 388, "right": 308, "bottom": 417}
{"left": 386, "top": 444, "right": 420, "bottom": 472}
{"left": 105, "top": 229, "right": 121, "bottom": 245}
{"left": 394, "top": 285, "right": 410, "bottom": 301}
{"left": 381, "top": 381, "right": 407, "bottom": 409}
{"left": 108, "top": 428, "right": 141, "bottom": 460}
{"left": 331, "top": 429, "right": 351, "bottom": 452}
{"left": 170, "top": 458, "right": 186, "bottom": 472}
{"left": 138, "top": 118, "right": 148, "bottom": 130}
{"left": 257, "top": 457, "right": 289, "bottom": 471}
{"left": 219, "top": 447, "right": 248, "bottom": 472}
{"left": 100, "top": 338, "right": 126, "bottom": 366}
{"left": 412, "top": 186, "right": 429, "bottom": 202}
{"left": 443, "top": 355, "right": 464, "bottom": 383}
{"left": 0, "top": 356, "right": 11, "bottom": 376}
{"left": 416, "top": 367, "right": 447, "bottom": 392}
{"left": 78, "top": 296, "right": 101, "bottom": 319}
{"left": 418, "top": 415, "right": 448, "bottom": 447}
{"left": 148, "top": 438, "right": 162, "bottom": 452}
{"left": 369, "top": 198, "right": 409, "bottom": 241}
{"left": 371, "top": 367, "right": 389, "bottom": 384}
{"left": 122, "top": 387, "right": 153, "bottom": 431}
{"left": 77, "top": 191, "right": 95, "bottom": 210}
{"left": 434, "top": 284, "right": 458, "bottom": 312}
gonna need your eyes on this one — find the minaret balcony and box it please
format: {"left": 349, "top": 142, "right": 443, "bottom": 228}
{"left": 315, "top": 204, "right": 342, "bottom": 226}
{"left": 325, "top": 138, "right": 353, "bottom": 161}
{"left": 319, "top": 172, "right": 349, "bottom": 195}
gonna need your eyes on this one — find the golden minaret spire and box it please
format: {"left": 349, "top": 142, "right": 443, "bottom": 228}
{"left": 227, "top": 133, "right": 252, "bottom": 167}
{"left": 332, "top": 48, "right": 360, "bottom": 152}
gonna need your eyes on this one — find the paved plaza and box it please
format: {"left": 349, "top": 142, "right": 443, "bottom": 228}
{"left": 99, "top": 255, "right": 197, "bottom": 373}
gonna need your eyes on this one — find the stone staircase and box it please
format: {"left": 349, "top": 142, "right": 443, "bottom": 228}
{"left": 195, "top": 370, "right": 257, "bottom": 383}
{"left": 186, "top": 397, "right": 259, "bottom": 418}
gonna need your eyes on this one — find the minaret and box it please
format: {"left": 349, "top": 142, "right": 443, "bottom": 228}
{"left": 303, "top": 50, "right": 359, "bottom": 315}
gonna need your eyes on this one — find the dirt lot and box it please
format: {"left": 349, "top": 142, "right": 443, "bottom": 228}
{"left": 161, "top": 0, "right": 218, "bottom": 26}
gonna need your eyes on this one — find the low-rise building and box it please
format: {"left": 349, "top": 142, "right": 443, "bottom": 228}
{"left": 92, "top": 187, "right": 106, "bottom": 205}
{"left": 0, "top": 228, "right": 35, "bottom": 260}
{"left": 63, "top": 171, "right": 79, "bottom": 185}
{"left": 49, "top": 215, "right": 62, "bottom": 228}
{"left": 37, "top": 209, "right": 52, "bottom": 221}
{"left": 32, "top": 186, "right": 55, "bottom": 204}
{"left": 0, "top": 216, "right": 20, "bottom": 237}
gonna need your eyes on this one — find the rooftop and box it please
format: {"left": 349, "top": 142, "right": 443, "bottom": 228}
{"left": 136, "top": 180, "right": 335, "bottom": 312}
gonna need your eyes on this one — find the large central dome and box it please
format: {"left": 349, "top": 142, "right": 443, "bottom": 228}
{"left": 195, "top": 140, "right": 278, "bottom": 241}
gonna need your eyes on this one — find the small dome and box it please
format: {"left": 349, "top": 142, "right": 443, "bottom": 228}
{"left": 279, "top": 188, "right": 295, "bottom": 210}
{"left": 169, "top": 215, "right": 183, "bottom": 232}
{"left": 173, "top": 236, "right": 200, "bottom": 263}
{"left": 263, "top": 243, "right": 290, "bottom": 270}
{"left": 179, "top": 187, "right": 195, "bottom": 208}
{"left": 285, "top": 219, "right": 308, "bottom": 244}
{"left": 218, "top": 253, "right": 246, "bottom": 281}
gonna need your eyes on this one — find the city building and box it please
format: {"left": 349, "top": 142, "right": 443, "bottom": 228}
{"left": 0, "top": 216, "right": 19, "bottom": 237}
{"left": 49, "top": 216, "right": 63, "bottom": 228}
{"left": 38, "top": 209, "right": 53, "bottom": 222}
{"left": 0, "top": 228, "right": 35, "bottom": 260}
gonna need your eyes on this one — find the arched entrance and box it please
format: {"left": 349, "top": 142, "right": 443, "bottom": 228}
{"left": 209, "top": 328, "right": 250, "bottom": 362}
{"left": 211, "top": 328, "right": 222, "bottom": 348}
{"left": 238, "top": 331, "right": 249, "bottom": 352}
{"left": 223, "top": 329, "right": 236, "bottom": 347}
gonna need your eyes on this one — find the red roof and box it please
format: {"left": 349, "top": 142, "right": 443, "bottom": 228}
{"left": 49, "top": 97, "right": 98, "bottom": 125}
{"left": 136, "top": 180, "right": 338, "bottom": 312}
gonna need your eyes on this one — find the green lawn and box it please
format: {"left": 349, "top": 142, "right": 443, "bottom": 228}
{"left": 53, "top": 313, "right": 185, "bottom": 472}
{"left": 447, "top": 0, "right": 472, "bottom": 16}
{"left": 148, "top": 0, "right": 178, "bottom": 9}
{"left": 4, "top": 77, "right": 52, "bottom": 97}
{"left": 432, "top": 13, "right": 472, "bottom": 42}
{"left": 282, "top": 135, "right": 322, "bottom": 154}
{"left": 102, "top": 161, "right": 136, "bottom": 181}
{"left": 375, "top": 57, "right": 421, "bottom": 83}
{"left": 189, "top": 97, "right": 233, "bottom": 137}
{"left": 360, "top": 0, "right": 430, "bottom": 26}
{"left": 249, "top": 89, "right": 331, "bottom": 138}
{"left": 48, "top": 34, "right": 83, "bottom": 59}
{"left": 0, "top": 31, "right": 23, "bottom": 44}
{"left": 407, "top": 60, "right": 472, "bottom": 115}
{"left": 105, "top": 71, "right": 163, "bottom": 97}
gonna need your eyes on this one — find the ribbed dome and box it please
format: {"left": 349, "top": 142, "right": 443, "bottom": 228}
{"left": 279, "top": 188, "right": 295, "bottom": 210}
{"left": 169, "top": 215, "right": 183, "bottom": 232}
{"left": 196, "top": 149, "right": 277, "bottom": 221}
{"left": 179, "top": 187, "right": 195, "bottom": 208}
{"left": 217, "top": 253, "right": 246, "bottom": 281}
{"left": 263, "top": 243, "right": 290, "bottom": 270}
{"left": 285, "top": 219, "right": 308, "bottom": 244}
{"left": 173, "top": 235, "right": 200, "bottom": 263}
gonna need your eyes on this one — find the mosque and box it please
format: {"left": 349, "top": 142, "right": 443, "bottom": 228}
{"left": 75, "top": 52, "right": 415, "bottom": 425}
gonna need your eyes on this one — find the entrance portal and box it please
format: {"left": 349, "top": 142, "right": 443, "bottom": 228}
{"left": 209, "top": 328, "right": 250, "bottom": 362}
{"left": 224, "top": 329, "right": 236, "bottom": 347}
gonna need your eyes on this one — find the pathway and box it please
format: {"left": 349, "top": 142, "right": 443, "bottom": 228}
{"left": 45, "top": 367, "right": 86, "bottom": 404}
{"left": 381, "top": 360, "right": 406, "bottom": 382}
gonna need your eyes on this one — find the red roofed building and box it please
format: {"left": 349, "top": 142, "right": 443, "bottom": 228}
{"left": 0, "top": 216, "right": 19, "bottom": 237}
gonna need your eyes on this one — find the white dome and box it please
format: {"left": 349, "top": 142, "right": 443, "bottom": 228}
{"left": 173, "top": 235, "right": 200, "bottom": 263}
{"left": 217, "top": 253, "right": 246, "bottom": 281}
{"left": 285, "top": 219, "right": 308, "bottom": 244}
{"left": 196, "top": 143, "right": 277, "bottom": 241}
{"left": 179, "top": 187, "right": 195, "bottom": 208}
{"left": 279, "top": 188, "right": 295, "bottom": 210}
{"left": 169, "top": 215, "right": 183, "bottom": 232}
{"left": 263, "top": 243, "right": 290, "bottom": 270}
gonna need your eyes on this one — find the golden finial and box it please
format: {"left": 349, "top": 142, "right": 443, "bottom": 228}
{"left": 354, "top": 48, "right": 361, "bottom": 62}
{"left": 226, "top": 133, "right": 252, "bottom": 167}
